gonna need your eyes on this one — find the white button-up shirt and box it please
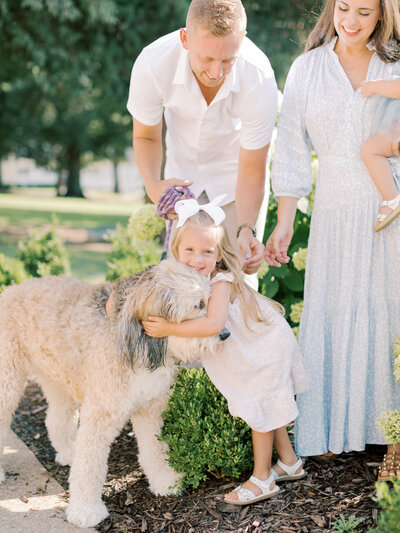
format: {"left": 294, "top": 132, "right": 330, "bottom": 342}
{"left": 127, "top": 30, "right": 278, "bottom": 204}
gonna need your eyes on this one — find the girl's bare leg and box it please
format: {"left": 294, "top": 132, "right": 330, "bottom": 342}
{"left": 272, "top": 426, "right": 303, "bottom": 476}
{"left": 224, "top": 430, "right": 275, "bottom": 500}
{"left": 360, "top": 134, "right": 399, "bottom": 223}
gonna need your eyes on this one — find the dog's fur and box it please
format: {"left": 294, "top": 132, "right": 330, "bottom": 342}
{"left": 0, "top": 259, "right": 220, "bottom": 528}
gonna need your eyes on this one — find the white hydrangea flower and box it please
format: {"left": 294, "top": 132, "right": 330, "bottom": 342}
{"left": 292, "top": 248, "right": 308, "bottom": 271}
{"left": 290, "top": 301, "right": 303, "bottom": 324}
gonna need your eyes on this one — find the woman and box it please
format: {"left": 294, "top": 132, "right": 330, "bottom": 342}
{"left": 265, "top": 0, "right": 400, "bottom": 479}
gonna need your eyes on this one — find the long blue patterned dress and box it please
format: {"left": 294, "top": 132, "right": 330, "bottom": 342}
{"left": 271, "top": 37, "right": 400, "bottom": 456}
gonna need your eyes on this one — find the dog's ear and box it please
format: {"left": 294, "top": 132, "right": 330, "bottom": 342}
{"left": 116, "top": 267, "right": 168, "bottom": 371}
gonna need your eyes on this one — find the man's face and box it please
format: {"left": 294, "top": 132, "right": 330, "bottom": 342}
{"left": 180, "top": 26, "right": 244, "bottom": 88}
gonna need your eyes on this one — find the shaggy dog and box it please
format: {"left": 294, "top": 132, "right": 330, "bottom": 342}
{"left": 0, "top": 259, "right": 221, "bottom": 528}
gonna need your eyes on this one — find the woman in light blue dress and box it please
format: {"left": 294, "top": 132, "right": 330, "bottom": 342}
{"left": 265, "top": 0, "right": 400, "bottom": 479}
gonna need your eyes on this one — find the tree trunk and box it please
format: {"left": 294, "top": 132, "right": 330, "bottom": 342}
{"left": 65, "top": 143, "right": 84, "bottom": 197}
{"left": 113, "top": 160, "right": 119, "bottom": 193}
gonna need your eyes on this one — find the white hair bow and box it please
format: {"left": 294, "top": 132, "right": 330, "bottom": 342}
{"left": 175, "top": 194, "right": 226, "bottom": 228}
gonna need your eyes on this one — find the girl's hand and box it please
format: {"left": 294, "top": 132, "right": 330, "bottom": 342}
{"left": 264, "top": 223, "right": 293, "bottom": 267}
{"left": 142, "top": 316, "right": 172, "bottom": 337}
{"left": 361, "top": 80, "right": 376, "bottom": 98}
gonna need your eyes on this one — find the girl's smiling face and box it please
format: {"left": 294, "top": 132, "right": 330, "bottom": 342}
{"left": 177, "top": 225, "right": 221, "bottom": 276}
{"left": 334, "top": 0, "right": 381, "bottom": 47}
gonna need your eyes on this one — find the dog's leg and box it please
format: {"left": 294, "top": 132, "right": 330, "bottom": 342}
{"left": 131, "top": 397, "right": 182, "bottom": 496}
{"left": 40, "top": 378, "right": 79, "bottom": 466}
{"left": 0, "top": 345, "right": 26, "bottom": 483}
{"left": 66, "top": 401, "right": 128, "bottom": 528}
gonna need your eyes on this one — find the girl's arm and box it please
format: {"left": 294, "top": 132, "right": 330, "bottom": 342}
{"left": 361, "top": 79, "right": 400, "bottom": 99}
{"left": 142, "top": 280, "right": 231, "bottom": 338}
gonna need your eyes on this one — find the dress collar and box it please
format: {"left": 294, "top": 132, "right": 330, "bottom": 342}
{"left": 327, "top": 36, "right": 375, "bottom": 51}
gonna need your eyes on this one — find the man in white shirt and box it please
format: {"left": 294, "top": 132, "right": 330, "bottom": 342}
{"left": 127, "top": 0, "right": 278, "bottom": 286}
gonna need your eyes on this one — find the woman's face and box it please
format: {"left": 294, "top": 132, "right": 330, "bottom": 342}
{"left": 334, "top": 0, "right": 381, "bottom": 48}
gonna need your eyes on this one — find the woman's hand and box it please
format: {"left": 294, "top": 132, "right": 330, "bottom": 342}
{"left": 264, "top": 223, "right": 293, "bottom": 267}
{"left": 361, "top": 80, "right": 377, "bottom": 98}
{"left": 142, "top": 316, "right": 172, "bottom": 337}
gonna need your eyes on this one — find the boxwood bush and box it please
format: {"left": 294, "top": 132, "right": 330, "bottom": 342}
{"left": 18, "top": 216, "right": 70, "bottom": 277}
{"left": 160, "top": 367, "right": 253, "bottom": 490}
{"left": 0, "top": 253, "right": 28, "bottom": 294}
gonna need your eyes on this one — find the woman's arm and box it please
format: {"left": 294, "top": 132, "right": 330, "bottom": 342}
{"left": 361, "top": 79, "right": 400, "bottom": 99}
{"left": 142, "top": 280, "right": 231, "bottom": 338}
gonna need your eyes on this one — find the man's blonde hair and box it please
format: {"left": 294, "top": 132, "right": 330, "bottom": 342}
{"left": 186, "top": 0, "right": 247, "bottom": 37}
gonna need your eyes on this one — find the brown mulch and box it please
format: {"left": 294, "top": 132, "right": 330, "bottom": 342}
{"left": 11, "top": 383, "right": 384, "bottom": 533}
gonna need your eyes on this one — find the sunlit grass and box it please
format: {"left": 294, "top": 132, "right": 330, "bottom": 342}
{"left": 0, "top": 188, "right": 142, "bottom": 282}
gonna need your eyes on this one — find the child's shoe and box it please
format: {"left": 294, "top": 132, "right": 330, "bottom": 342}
{"left": 375, "top": 193, "right": 400, "bottom": 232}
{"left": 271, "top": 457, "right": 306, "bottom": 482}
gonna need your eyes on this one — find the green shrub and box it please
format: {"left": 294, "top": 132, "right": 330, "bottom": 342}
{"left": 0, "top": 253, "right": 28, "bottom": 294}
{"left": 369, "top": 479, "right": 400, "bottom": 533}
{"left": 18, "top": 216, "right": 70, "bottom": 277}
{"left": 376, "top": 336, "right": 400, "bottom": 444}
{"left": 105, "top": 224, "right": 162, "bottom": 281}
{"left": 160, "top": 368, "right": 253, "bottom": 490}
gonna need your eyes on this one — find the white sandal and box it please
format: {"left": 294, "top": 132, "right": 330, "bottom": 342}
{"left": 224, "top": 473, "right": 280, "bottom": 506}
{"left": 375, "top": 193, "right": 400, "bottom": 232}
{"left": 271, "top": 457, "right": 306, "bottom": 482}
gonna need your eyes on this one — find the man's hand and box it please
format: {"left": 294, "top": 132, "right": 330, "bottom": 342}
{"left": 264, "top": 223, "right": 293, "bottom": 267}
{"left": 146, "top": 179, "right": 193, "bottom": 219}
{"left": 237, "top": 228, "right": 265, "bottom": 274}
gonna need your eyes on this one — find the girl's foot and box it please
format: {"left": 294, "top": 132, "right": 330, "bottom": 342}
{"left": 375, "top": 193, "right": 400, "bottom": 232}
{"left": 224, "top": 473, "right": 279, "bottom": 505}
{"left": 272, "top": 457, "right": 305, "bottom": 481}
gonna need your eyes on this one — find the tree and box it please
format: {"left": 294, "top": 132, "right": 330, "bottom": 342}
{"left": 0, "top": 0, "right": 188, "bottom": 196}
{"left": 244, "top": 0, "right": 320, "bottom": 88}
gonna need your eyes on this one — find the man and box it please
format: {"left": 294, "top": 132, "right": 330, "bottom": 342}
{"left": 127, "top": 0, "right": 278, "bottom": 287}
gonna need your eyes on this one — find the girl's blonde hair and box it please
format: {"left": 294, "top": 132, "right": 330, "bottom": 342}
{"left": 171, "top": 210, "right": 283, "bottom": 330}
{"left": 305, "top": 0, "right": 400, "bottom": 62}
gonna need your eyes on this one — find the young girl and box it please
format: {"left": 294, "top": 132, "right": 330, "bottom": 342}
{"left": 360, "top": 77, "right": 400, "bottom": 231}
{"left": 142, "top": 197, "right": 310, "bottom": 505}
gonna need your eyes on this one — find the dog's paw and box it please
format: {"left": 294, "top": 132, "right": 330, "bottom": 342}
{"left": 66, "top": 500, "right": 108, "bottom": 528}
{"left": 150, "top": 470, "right": 183, "bottom": 496}
{"left": 55, "top": 451, "right": 73, "bottom": 466}
{"left": 0, "top": 468, "right": 5, "bottom": 484}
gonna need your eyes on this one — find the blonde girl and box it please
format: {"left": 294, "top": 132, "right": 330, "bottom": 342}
{"left": 143, "top": 197, "right": 310, "bottom": 505}
{"left": 360, "top": 77, "right": 400, "bottom": 231}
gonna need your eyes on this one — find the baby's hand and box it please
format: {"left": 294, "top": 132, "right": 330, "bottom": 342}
{"left": 361, "top": 80, "right": 376, "bottom": 98}
{"left": 142, "top": 316, "right": 171, "bottom": 337}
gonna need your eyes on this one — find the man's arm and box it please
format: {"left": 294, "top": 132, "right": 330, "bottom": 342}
{"left": 235, "top": 144, "right": 269, "bottom": 274}
{"left": 133, "top": 118, "right": 192, "bottom": 207}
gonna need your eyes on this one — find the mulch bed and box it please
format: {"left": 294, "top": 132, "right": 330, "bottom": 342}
{"left": 11, "top": 383, "right": 384, "bottom": 533}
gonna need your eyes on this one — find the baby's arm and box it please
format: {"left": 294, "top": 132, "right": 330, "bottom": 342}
{"left": 361, "top": 79, "right": 400, "bottom": 99}
{"left": 142, "top": 280, "right": 231, "bottom": 338}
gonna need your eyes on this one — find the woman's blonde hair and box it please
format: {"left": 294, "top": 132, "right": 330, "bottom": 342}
{"left": 305, "top": 0, "right": 400, "bottom": 62}
{"left": 186, "top": 0, "right": 247, "bottom": 37}
{"left": 171, "top": 210, "right": 283, "bottom": 330}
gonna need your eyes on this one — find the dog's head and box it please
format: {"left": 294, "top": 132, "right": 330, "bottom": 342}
{"left": 116, "top": 258, "right": 219, "bottom": 371}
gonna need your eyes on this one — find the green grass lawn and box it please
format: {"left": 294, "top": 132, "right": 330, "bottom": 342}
{"left": 0, "top": 188, "right": 142, "bottom": 282}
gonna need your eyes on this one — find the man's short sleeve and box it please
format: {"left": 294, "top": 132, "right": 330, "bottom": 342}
{"left": 240, "top": 74, "right": 278, "bottom": 150}
{"left": 127, "top": 51, "right": 164, "bottom": 126}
